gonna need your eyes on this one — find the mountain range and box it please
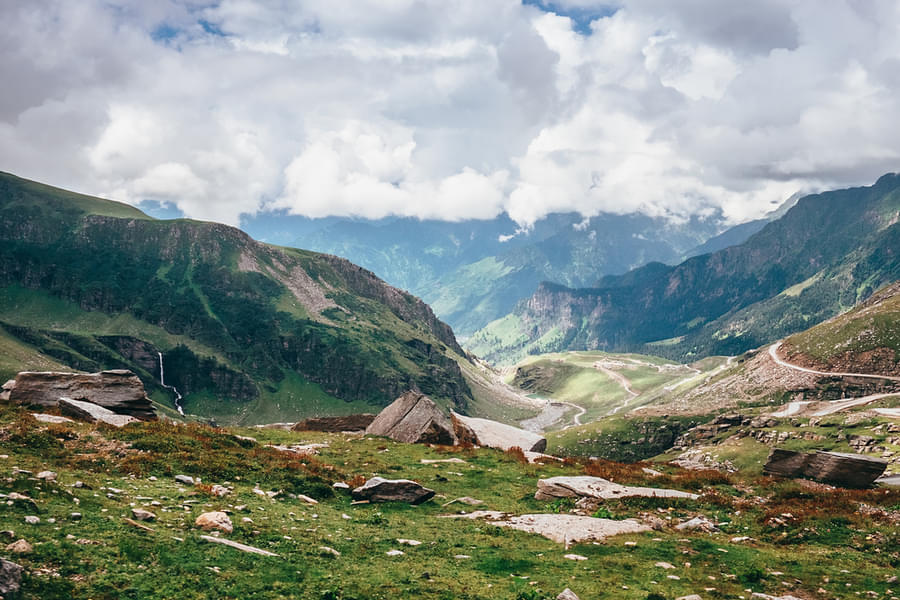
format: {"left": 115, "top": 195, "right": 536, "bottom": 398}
{"left": 468, "top": 174, "right": 900, "bottom": 364}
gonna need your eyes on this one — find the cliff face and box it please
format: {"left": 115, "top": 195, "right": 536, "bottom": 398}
{"left": 0, "top": 171, "right": 473, "bottom": 419}
{"left": 470, "top": 174, "right": 900, "bottom": 363}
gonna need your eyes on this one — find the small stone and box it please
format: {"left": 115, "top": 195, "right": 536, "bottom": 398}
{"left": 36, "top": 470, "right": 57, "bottom": 481}
{"left": 148, "top": 476, "right": 157, "bottom": 481}
{"left": 397, "top": 538, "right": 421, "bottom": 546}
{"left": 5, "top": 539, "right": 32, "bottom": 554}
{"left": 241, "top": 517, "right": 253, "bottom": 523}
{"left": 332, "top": 482, "right": 350, "bottom": 489}
{"left": 676, "top": 596, "right": 703, "bottom": 600}
{"left": 667, "top": 575, "right": 681, "bottom": 580}
{"left": 296, "top": 494, "right": 318, "bottom": 505}
{"left": 386, "top": 549, "right": 405, "bottom": 556}
{"left": 564, "top": 554, "right": 588, "bottom": 561}
{"left": 195, "top": 511, "right": 233, "bottom": 534}
{"left": 24, "top": 516, "right": 39, "bottom": 525}
{"left": 454, "top": 554, "right": 471, "bottom": 559}
{"left": 210, "top": 485, "right": 229, "bottom": 497}
{"left": 175, "top": 475, "right": 196, "bottom": 486}
{"left": 319, "top": 546, "right": 340, "bottom": 557}
{"left": 655, "top": 562, "right": 676, "bottom": 569}
{"left": 74, "top": 481, "right": 85, "bottom": 488}
{"left": 131, "top": 508, "right": 156, "bottom": 522}
{"left": 70, "top": 513, "right": 82, "bottom": 520}
{"left": 557, "top": 589, "right": 580, "bottom": 600}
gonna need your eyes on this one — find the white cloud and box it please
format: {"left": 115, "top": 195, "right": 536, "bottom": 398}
{"left": 2, "top": 0, "right": 900, "bottom": 228}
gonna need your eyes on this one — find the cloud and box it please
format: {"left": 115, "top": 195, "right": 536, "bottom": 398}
{"left": 2, "top": 0, "right": 900, "bottom": 228}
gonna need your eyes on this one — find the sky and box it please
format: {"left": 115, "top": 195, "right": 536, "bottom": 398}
{"left": 2, "top": 0, "right": 900, "bottom": 228}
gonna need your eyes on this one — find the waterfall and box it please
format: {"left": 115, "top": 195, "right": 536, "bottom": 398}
{"left": 158, "top": 352, "right": 185, "bottom": 416}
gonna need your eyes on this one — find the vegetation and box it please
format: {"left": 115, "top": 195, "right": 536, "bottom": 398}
{"left": 1, "top": 405, "right": 898, "bottom": 599}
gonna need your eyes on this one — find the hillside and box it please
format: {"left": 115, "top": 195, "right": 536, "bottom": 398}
{"left": 243, "top": 211, "right": 726, "bottom": 337}
{"left": 468, "top": 174, "right": 900, "bottom": 364}
{"left": 0, "top": 172, "right": 475, "bottom": 424}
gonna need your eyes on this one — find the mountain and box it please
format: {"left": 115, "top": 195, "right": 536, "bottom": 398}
{"left": 468, "top": 174, "right": 900, "bottom": 364}
{"left": 0, "top": 172, "right": 474, "bottom": 423}
{"left": 242, "top": 211, "right": 726, "bottom": 337}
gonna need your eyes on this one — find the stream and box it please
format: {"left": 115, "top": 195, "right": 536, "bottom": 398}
{"left": 158, "top": 352, "right": 185, "bottom": 416}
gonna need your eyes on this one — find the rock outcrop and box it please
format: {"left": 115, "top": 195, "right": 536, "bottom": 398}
{"left": 451, "top": 412, "right": 546, "bottom": 452}
{"left": 351, "top": 477, "right": 435, "bottom": 504}
{"left": 58, "top": 397, "right": 139, "bottom": 427}
{"left": 763, "top": 448, "right": 887, "bottom": 488}
{"left": 7, "top": 370, "right": 156, "bottom": 420}
{"left": 535, "top": 476, "right": 699, "bottom": 501}
{"left": 293, "top": 414, "right": 376, "bottom": 432}
{"left": 365, "top": 391, "right": 456, "bottom": 445}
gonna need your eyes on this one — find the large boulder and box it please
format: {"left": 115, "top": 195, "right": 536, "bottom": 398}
{"left": 292, "top": 414, "right": 375, "bottom": 433}
{"left": 366, "top": 391, "right": 456, "bottom": 445}
{"left": 351, "top": 477, "right": 435, "bottom": 504}
{"left": 58, "top": 397, "right": 139, "bottom": 427}
{"left": 451, "top": 411, "right": 546, "bottom": 453}
{"left": 7, "top": 370, "right": 156, "bottom": 420}
{"left": 763, "top": 448, "right": 887, "bottom": 488}
{"left": 0, "top": 558, "right": 22, "bottom": 596}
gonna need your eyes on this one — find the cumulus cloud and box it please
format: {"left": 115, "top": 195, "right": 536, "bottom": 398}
{"left": 1, "top": 0, "right": 900, "bottom": 227}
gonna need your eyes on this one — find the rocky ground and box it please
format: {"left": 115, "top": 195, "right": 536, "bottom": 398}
{"left": 0, "top": 402, "right": 898, "bottom": 599}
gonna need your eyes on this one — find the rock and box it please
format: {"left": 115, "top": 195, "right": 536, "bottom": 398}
{"left": 492, "top": 514, "right": 651, "bottom": 547}
{"left": 8, "top": 492, "right": 38, "bottom": 509}
{"left": 564, "top": 554, "right": 588, "bottom": 561}
{"left": 763, "top": 448, "right": 887, "bottom": 488}
{"left": 123, "top": 518, "right": 154, "bottom": 532}
{"left": 397, "top": 538, "right": 422, "bottom": 546}
{"left": 535, "top": 476, "right": 699, "bottom": 501}
{"left": 319, "top": 546, "right": 341, "bottom": 557}
{"left": 451, "top": 411, "right": 546, "bottom": 452}
{"left": 675, "top": 516, "right": 719, "bottom": 532}
{"left": 8, "top": 370, "right": 156, "bottom": 420}
{"left": 175, "top": 475, "right": 197, "bottom": 485}
{"left": 70, "top": 513, "right": 82, "bottom": 520}
{"left": 195, "top": 511, "right": 233, "bottom": 533}
{"left": 36, "top": 470, "right": 57, "bottom": 481}
{"left": 31, "top": 413, "right": 75, "bottom": 424}
{"left": 365, "top": 391, "right": 457, "bottom": 445}
{"left": 5, "top": 539, "right": 32, "bottom": 554}
{"left": 557, "top": 589, "right": 580, "bottom": 600}
{"left": 676, "top": 596, "right": 703, "bottom": 600}
{"left": 292, "top": 414, "right": 376, "bottom": 432}
{"left": 209, "top": 485, "right": 229, "bottom": 497}
{"left": 655, "top": 561, "right": 676, "bottom": 569}
{"left": 265, "top": 443, "right": 328, "bottom": 456}
{"left": 24, "top": 516, "right": 39, "bottom": 525}
{"left": 332, "top": 482, "right": 350, "bottom": 489}
{"left": 385, "top": 549, "right": 404, "bottom": 556}
{"left": 420, "top": 458, "right": 467, "bottom": 464}
{"left": 296, "top": 494, "right": 318, "bottom": 505}
{"left": 750, "top": 594, "right": 804, "bottom": 600}
{"left": 200, "top": 535, "right": 279, "bottom": 556}
{"left": 58, "top": 397, "right": 138, "bottom": 427}
{"left": 0, "top": 558, "right": 23, "bottom": 596}
{"left": 351, "top": 477, "right": 435, "bottom": 504}
{"left": 131, "top": 508, "right": 156, "bottom": 522}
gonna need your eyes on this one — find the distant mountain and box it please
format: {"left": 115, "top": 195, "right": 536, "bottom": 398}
{"left": 0, "top": 172, "right": 473, "bottom": 423}
{"left": 468, "top": 174, "right": 900, "bottom": 364}
{"left": 243, "top": 211, "right": 726, "bottom": 337}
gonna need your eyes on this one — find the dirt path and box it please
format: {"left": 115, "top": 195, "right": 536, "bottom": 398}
{"left": 594, "top": 363, "right": 639, "bottom": 397}
{"left": 768, "top": 342, "right": 900, "bottom": 382}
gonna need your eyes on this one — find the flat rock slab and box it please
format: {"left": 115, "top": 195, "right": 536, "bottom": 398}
{"left": 292, "top": 414, "right": 375, "bottom": 432}
{"left": 451, "top": 411, "right": 546, "bottom": 452}
{"left": 9, "top": 370, "right": 156, "bottom": 420}
{"left": 31, "top": 413, "right": 75, "bottom": 424}
{"left": 351, "top": 477, "right": 435, "bottom": 504}
{"left": 536, "top": 476, "right": 699, "bottom": 501}
{"left": 491, "top": 514, "right": 651, "bottom": 545}
{"left": 366, "top": 391, "right": 456, "bottom": 445}
{"left": 59, "top": 397, "right": 138, "bottom": 427}
{"left": 763, "top": 448, "right": 887, "bottom": 488}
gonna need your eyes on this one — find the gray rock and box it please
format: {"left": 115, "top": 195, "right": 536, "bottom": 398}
{"left": 292, "top": 414, "right": 375, "bottom": 432}
{"left": 557, "top": 589, "right": 580, "bottom": 600}
{"left": 0, "top": 558, "right": 23, "bottom": 596}
{"left": 675, "top": 516, "right": 719, "bottom": 532}
{"left": 24, "top": 516, "right": 39, "bottom": 525}
{"left": 131, "top": 508, "right": 156, "bottom": 522}
{"left": 763, "top": 448, "right": 887, "bottom": 488}
{"left": 351, "top": 477, "right": 435, "bottom": 504}
{"left": 58, "top": 397, "right": 138, "bottom": 427}
{"left": 535, "top": 476, "right": 699, "bottom": 501}
{"left": 366, "top": 391, "right": 456, "bottom": 445}
{"left": 31, "top": 413, "right": 75, "bottom": 424}
{"left": 451, "top": 411, "right": 546, "bottom": 452}
{"left": 490, "top": 514, "right": 651, "bottom": 546}
{"left": 9, "top": 370, "right": 156, "bottom": 420}
{"left": 36, "top": 470, "right": 57, "bottom": 481}
{"left": 175, "top": 475, "right": 197, "bottom": 485}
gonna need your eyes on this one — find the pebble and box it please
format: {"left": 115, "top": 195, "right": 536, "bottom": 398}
{"left": 386, "top": 550, "right": 405, "bottom": 557}
{"left": 655, "top": 562, "right": 676, "bottom": 569}
{"left": 397, "top": 539, "right": 421, "bottom": 546}
{"left": 36, "top": 471, "right": 57, "bottom": 481}
{"left": 24, "top": 516, "right": 39, "bottom": 525}
{"left": 564, "top": 554, "right": 588, "bottom": 561}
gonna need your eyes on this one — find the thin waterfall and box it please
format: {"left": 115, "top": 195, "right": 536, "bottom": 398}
{"left": 158, "top": 352, "right": 185, "bottom": 416}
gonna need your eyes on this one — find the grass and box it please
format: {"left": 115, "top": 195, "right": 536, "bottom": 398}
{"left": 0, "top": 404, "right": 898, "bottom": 599}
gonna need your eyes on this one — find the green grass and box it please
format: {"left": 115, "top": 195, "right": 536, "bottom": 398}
{"left": 1, "top": 406, "right": 898, "bottom": 599}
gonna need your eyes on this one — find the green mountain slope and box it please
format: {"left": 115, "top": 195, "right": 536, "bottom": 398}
{"left": 0, "top": 172, "right": 473, "bottom": 423}
{"left": 469, "top": 174, "right": 900, "bottom": 364}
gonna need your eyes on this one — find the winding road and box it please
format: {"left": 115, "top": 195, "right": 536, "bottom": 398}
{"left": 768, "top": 342, "right": 900, "bottom": 416}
